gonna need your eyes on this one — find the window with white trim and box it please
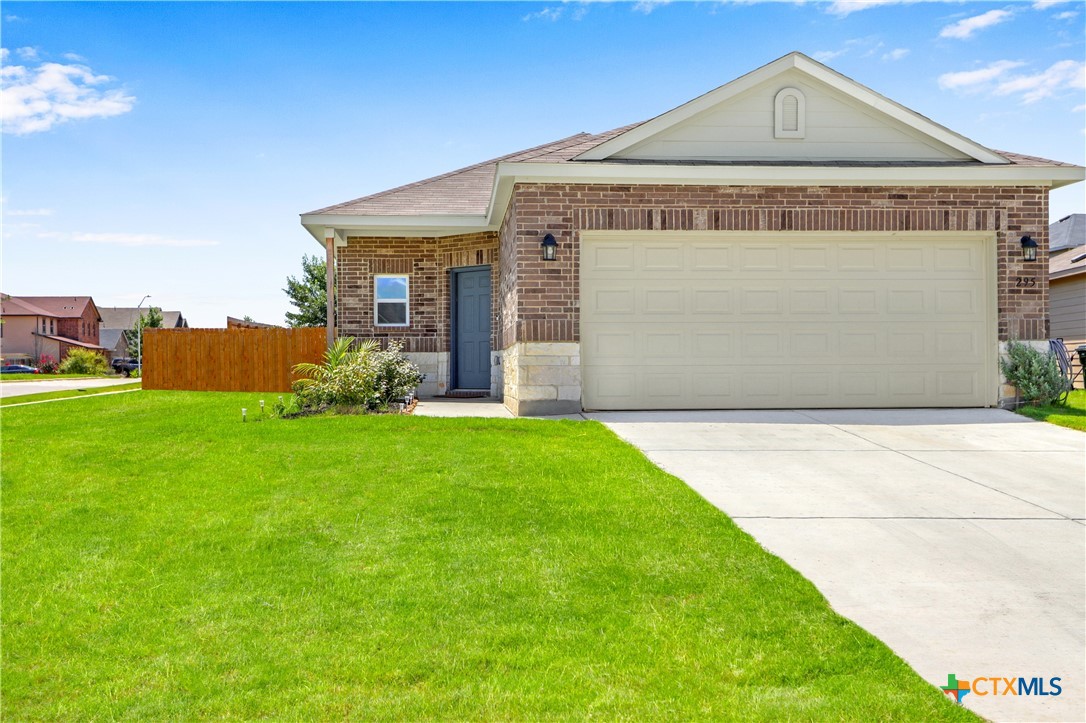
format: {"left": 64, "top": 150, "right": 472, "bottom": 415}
{"left": 374, "top": 274, "right": 409, "bottom": 326}
{"left": 774, "top": 87, "right": 806, "bottom": 139}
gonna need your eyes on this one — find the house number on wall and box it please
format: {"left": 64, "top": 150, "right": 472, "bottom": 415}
{"left": 1015, "top": 277, "right": 1037, "bottom": 288}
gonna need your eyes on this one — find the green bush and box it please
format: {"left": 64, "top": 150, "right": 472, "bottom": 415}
{"left": 999, "top": 340, "right": 1066, "bottom": 405}
{"left": 58, "top": 349, "right": 109, "bottom": 375}
{"left": 372, "top": 341, "right": 425, "bottom": 408}
{"left": 288, "top": 337, "right": 423, "bottom": 415}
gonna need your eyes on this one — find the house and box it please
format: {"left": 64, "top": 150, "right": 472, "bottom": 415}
{"left": 98, "top": 306, "right": 189, "bottom": 359}
{"left": 226, "top": 316, "right": 280, "bottom": 329}
{"left": 1048, "top": 213, "right": 1085, "bottom": 342}
{"left": 0, "top": 294, "right": 106, "bottom": 364}
{"left": 299, "top": 52, "right": 1085, "bottom": 415}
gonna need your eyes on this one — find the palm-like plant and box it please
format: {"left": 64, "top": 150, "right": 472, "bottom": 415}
{"left": 292, "top": 337, "right": 380, "bottom": 408}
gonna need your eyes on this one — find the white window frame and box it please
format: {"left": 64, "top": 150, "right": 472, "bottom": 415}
{"left": 374, "top": 274, "right": 410, "bottom": 327}
{"left": 774, "top": 87, "right": 806, "bottom": 139}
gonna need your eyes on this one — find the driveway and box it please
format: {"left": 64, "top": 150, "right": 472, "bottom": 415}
{"left": 588, "top": 409, "right": 1085, "bottom": 723}
{"left": 0, "top": 377, "right": 136, "bottom": 399}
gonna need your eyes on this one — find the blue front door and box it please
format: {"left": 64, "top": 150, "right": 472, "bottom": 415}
{"left": 454, "top": 268, "right": 491, "bottom": 389}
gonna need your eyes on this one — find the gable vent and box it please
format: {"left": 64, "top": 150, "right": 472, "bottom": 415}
{"left": 774, "top": 87, "right": 805, "bottom": 139}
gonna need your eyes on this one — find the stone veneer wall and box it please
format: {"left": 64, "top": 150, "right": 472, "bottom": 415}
{"left": 501, "top": 342, "right": 580, "bottom": 416}
{"left": 498, "top": 183, "right": 1051, "bottom": 415}
{"left": 336, "top": 231, "right": 501, "bottom": 396}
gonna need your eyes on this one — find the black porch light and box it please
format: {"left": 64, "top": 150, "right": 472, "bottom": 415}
{"left": 541, "top": 233, "right": 558, "bottom": 261}
{"left": 1020, "top": 235, "right": 1038, "bottom": 262}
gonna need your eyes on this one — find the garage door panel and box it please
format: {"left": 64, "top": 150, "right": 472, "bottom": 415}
{"left": 581, "top": 234, "right": 991, "bottom": 410}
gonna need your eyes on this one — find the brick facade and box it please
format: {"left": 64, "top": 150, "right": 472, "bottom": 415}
{"left": 56, "top": 302, "right": 101, "bottom": 346}
{"left": 336, "top": 231, "right": 500, "bottom": 352}
{"left": 501, "top": 183, "right": 1051, "bottom": 346}
{"left": 333, "top": 182, "right": 1051, "bottom": 409}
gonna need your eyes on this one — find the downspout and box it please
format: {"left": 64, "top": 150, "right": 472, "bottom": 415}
{"left": 324, "top": 228, "right": 336, "bottom": 348}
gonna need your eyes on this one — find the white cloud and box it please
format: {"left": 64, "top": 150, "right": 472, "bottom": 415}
{"left": 62, "top": 52, "right": 86, "bottom": 62}
{"left": 1073, "top": 104, "right": 1086, "bottom": 112}
{"left": 883, "top": 48, "right": 910, "bottom": 61}
{"left": 0, "top": 48, "right": 8, "bottom": 62}
{"left": 5, "top": 207, "right": 53, "bottom": 216}
{"left": 39, "top": 231, "right": 219, "bottom": 247}
{"left": 1054, "top": 10, "right": 1078, "bottom": 19}
{"left": 633, "top": 0, "right": 671, "bottom": 13}
{"left": 0, "top": 56, "right": 135, "bottom": 135}
{"left": 4, "top": 15, "right": 22, "bottom": 22}
{"left": 938, "top": 60, "right": 1025, "bottom": 90}
{"left": 939, "top": 59, "right": 1085, "bottom": 104}
{"left": 15, "top": 46, "right": 38, "bottom": 61}
{"left": 1033, "top": 0, "right": 1073, "bottom": 8}
{"left": 812, "top": 49, "right": 846, "bottom": 63}
{"left": 826, "top": 0, "right": 930, "bottom": 17}
{"left": 522, "top": 6, "right": 564, "bottom": 21}
{"left": 939, "top": 9, "right": 1013, "bottom": 39}
{"left": 994, "top": 59, "right": 1086, "bottom": 103}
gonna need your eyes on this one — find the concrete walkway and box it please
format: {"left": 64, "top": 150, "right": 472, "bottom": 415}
{"left": 0, "top": 376, "right": 137, "bottom": 399}
{"left": 588, "top": 409, "right": 1085, "bottom": 723}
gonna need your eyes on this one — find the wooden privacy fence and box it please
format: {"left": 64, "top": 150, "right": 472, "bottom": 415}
{"left": 142, "top": 327, "right": 326, "bottom": 392}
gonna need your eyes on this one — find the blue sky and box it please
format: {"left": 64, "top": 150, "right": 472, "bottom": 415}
{"left": 2, "top": 1, "right": 1083, "bottom": 327}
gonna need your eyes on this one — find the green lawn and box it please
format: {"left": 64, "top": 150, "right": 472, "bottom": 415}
{"left": 2, "top": 391, "right": 974, "bottom": 720}
{"left": 0, "top": 382, "right": 142, "bottom": 406}
{"left": 1015, "top": 389, "right": 1086, "bottom": 431}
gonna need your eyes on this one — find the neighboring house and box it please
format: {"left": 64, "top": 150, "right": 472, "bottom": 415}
{"left": 299, "top": 52, "right": 1085, "bottom": 415}
{"left": 98, "top": 306, "right": 189, "bottom": 358}
{"left": 0, "top": 294, "right": 106, "bottom": 363}
{"left": 1048, "top": 214, "right": 1085, "bottom": 341}
{"left": 226, "top": 316, "right": 280, "bottom": 329}
{"left": 98, "top": 328, "right": 129, "bottom": 360}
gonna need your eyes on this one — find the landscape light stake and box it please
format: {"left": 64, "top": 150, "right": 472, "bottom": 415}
{"left": 260, "top": 400, "right": 265, "bottom": 416}
{"left": 242, "top": 408, "right": 247, "bottom": 422}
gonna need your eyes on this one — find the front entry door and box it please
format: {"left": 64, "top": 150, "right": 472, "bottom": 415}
{"left": 454, "top": 267, "right": 491, "bottom": 389}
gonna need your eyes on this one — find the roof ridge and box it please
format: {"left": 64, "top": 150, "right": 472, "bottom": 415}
{"left": 306, "top": 132, "right": 595, "bottom": 215}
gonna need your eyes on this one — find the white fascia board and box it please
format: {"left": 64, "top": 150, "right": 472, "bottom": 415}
{"left": 300, "top": 213, "right": 494, "bottom": 245}
{"left": 494, "top": 161, "right": 1084, "bottom": 189}
{"left": 576, "top": 52, "right": 1010, "bottom": 166}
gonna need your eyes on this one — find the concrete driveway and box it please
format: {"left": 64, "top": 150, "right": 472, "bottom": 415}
{"left": 588, "top": 409, "right": 1085, "bottom": 723}
{"left": 0, "top": 377, "right": 136, "bottom": 399}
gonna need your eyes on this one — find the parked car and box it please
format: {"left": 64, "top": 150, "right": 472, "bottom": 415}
{"left": 111, "top": 358, "right": 141, "bottom": 376}
{"left": 1, "top": 364, "right": 40, "bottom": 374}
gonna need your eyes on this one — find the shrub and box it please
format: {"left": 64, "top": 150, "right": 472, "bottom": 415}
{"left": 58, "top": 349, "right": 110, "bottom": 375}
{"left": 999, "top": 340, "right": 1066, "bottom": 405}
{"left": 372, "top": 341, "right": 425, "bottom": 408}
{"left": 288, "top": 337, "right": 423, "bottom": 415}
{"left": 37, "top": 355, "right": 59, "bottom": 374}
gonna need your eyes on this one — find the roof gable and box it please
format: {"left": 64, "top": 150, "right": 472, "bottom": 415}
{"left": 576, "top": 53, "right": 1008, "bottom": 165}
{"left": 6, "top": 296, "right": 96, "bottom": 319}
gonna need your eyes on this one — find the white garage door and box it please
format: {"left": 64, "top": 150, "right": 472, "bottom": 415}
{"left": 581, "top": 232, "right": 994, "bottom": 410}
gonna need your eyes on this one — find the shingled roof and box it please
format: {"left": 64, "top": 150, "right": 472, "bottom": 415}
{"left": 304, "top": 124, "right": 642, "bottom": 217}
{"left": 3, "top": 296, "right": 99, "bottom": 320}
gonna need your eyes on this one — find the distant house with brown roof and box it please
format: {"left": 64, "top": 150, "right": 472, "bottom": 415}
{"left": 0, "top": 294, "right": 105, "bottom": 364}
{"left": 300, "top": 52, "right": 1084, "bottom": 414}
{"left": 1049, "top": 214, "right": 1085, "bottom": 342}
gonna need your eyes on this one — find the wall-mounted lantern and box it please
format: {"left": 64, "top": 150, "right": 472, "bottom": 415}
{"left": 1020, "top": 235, "right": 1038, "bottom": 262}
{"left": 541, "top": 233, "right": 558, "bottom": 261}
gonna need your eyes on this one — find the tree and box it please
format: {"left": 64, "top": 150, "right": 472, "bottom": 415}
{"left": 127, "top": 306, "right": 163, "bottom": 359}
{"left": 284, "top": 254, "right": 327, "bottom": 327}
